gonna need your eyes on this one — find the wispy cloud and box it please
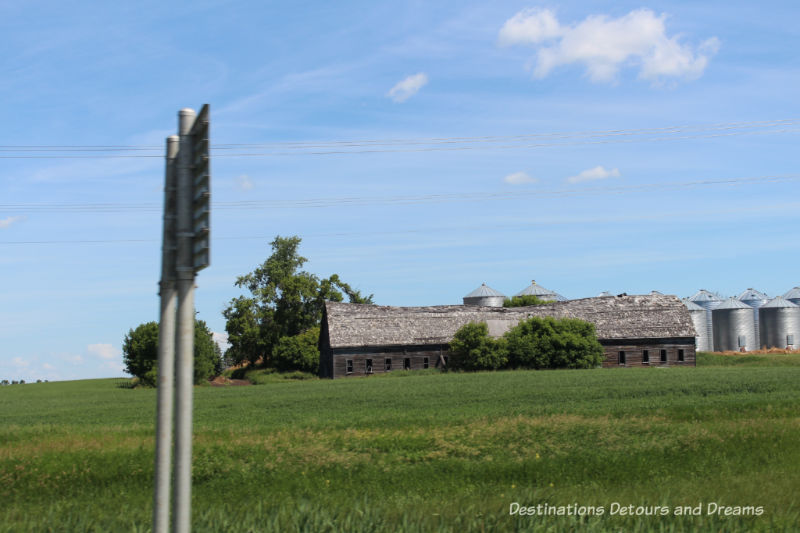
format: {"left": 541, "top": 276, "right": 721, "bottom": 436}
{"left": 87, "top": 343, "right": 118, "bottom": 360}
{"left": 566, "top": 166, "right": 620, "bottom": 183}
{"left": 0, "top": 216, "right": 24, "bottom": 229}
{"left": 387, "top": 73, "right": 429, "bottom": 103}
{"left": 503, "top": 171, "right": 538, "bottom": 185}
{"left": 234, "top": 174, "right": 255, "bottom": 191}
{"left": 212, "top": 332, "right": 230, "bottom": 352}
{"left": 498, "top": 8, "right": 719, "bottom": 84}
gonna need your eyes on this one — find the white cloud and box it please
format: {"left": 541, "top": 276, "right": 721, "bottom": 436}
{"left": 42, "top": 363, "right": 55, "bottom": 370}
{"left": 87, "top": 343, "right": 118, "bottom": 360}
{"left": 566, "top": 166, "right": 620, "bottom": 183}
{"left": 0, "top": 216, "right": 24, "bottom": 229}
{"left": 387, "top": 73, "right": 429, "bottom": 103}
{"left": 498, "top": 8, "right": 719, "bottom": 84}
{"left": 503, "top": 171, "right": 539, "bottom": 185}
{"left": 234, "top": 174, "right": 255, "bottom": 191}
{"left": 12, "top": 357, "right": 29, "bottom": 368}
{"left": 212, "top": 332, "right": 230, "bottom": 352}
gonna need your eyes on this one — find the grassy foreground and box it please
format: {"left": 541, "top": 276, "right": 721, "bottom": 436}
{"left": 1, "top": 353, "right": 800, "bottom": 532}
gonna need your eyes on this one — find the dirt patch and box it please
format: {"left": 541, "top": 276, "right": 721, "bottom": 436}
{"left": 712, "top": 348, "right": 800, "bottom": 356}
{"left": 208, "top": 376, "right": 251, "bottom": 387}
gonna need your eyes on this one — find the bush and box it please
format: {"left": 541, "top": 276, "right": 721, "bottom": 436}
{"left": 503, "top": 295, "right": 553, "bottom": 307}
{"left": 448, "top": 322, "right": 508, "bottom": 371}
{"left": 448, "top": 317, "right": 604, "bottom": 372}
{"left": 505, "top": 316, "right": 604, "bottom": 369}
{"left": 122, "top": 320, "right": 222, "bottom": 386}
{"left": 272, "top": 327, "right": 320, "bottom": 374}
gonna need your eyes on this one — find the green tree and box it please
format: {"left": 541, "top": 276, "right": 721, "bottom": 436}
{"left": 272, "top": 327, "right": 320, "bottom": 374}
{"left": 223, "top": 235, "right": 373, "bottom": 367}
{"left": 505, "top": 316, "right": 604, "bottom": 369}
{"left": 448, "top": 322, "right": 508, "bottom": 371}
{"left": 122, "top": 320, "right": 221, "bottom": 386}
{"left": 503, "top": 295, "right": 553, "bottom": 307}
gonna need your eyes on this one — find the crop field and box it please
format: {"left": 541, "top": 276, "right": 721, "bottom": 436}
{"left": 1, "top": 353, "right": 800, "bottom": 532}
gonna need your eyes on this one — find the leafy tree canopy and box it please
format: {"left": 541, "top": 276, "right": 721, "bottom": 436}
{"left": 448, "top": 316, "right": 604, "bottom": 372}
{"left": 223, "top": 235, "right": 373, "bottom": 367}
{"left": 123, "top": 319, "right": 221, "bottom": 386}
{"left": 503, "top": 295, "right": 554, "bottom": 307}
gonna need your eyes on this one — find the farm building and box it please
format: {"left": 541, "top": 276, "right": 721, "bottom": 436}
{"left": 319, "top": 293, "right": 696, "bottom": 378}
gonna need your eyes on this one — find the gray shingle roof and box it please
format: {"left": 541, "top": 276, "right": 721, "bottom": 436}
{"left": 325, "top": 294, "right": 695, "bottom": 348}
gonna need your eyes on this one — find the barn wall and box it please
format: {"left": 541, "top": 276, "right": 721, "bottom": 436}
{"left": 330, "top": 345, "right": 448, "bottom": 379}
{"left": 600, "top": 337, "right": 696, "bottom": 367}
{"left": 323, "top": 337, "right": 697, "bottom": 378}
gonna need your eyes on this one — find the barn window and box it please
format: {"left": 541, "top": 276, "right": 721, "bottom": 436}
{"left": 678, "top": 349, "right": 685, "bottom": 362}
{"left": 384, "top": 358, "right": 392, "bottom": 371}
{"left": 423, "top": 357, "right": 429, "bottom": 369}
{"left": 660, "top": 349, "right": 667, "bottom": 363}
{"left": 404, "top": 358, "right": 411, "bottom": 370}
{"left": 618, "top": 351, "right": 626, "bottom": 365}
{"left": 346, "top": 360, "right": 353, "bottom": 374}
{"left": 642, "top": 350, "right": 650, "bottom": 364}
{"left": 365, "top": 359, "right": 373, "bottom": 374}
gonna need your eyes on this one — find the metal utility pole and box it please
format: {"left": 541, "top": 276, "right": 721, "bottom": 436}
{"left": 153, "top": 135, "right": 179, "bottom": 533}
{"left": 154, "top": 104, "right": 210, "bottom": 533}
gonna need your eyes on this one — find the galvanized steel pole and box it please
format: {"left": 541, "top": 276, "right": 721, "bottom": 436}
{"left": 173, "top": 108, "right": 197, "bottom": 533}
{"left": 153, "top": 135, "right": 180, "bottom": 533}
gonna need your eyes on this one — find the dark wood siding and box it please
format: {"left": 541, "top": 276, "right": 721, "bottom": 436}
{"left": 331, "top": 345, "right": 448, "bottom": 379}
{"left": 321, "top": 337, "right": 697, "bottom": 378}
{"left": 600, "top": 338, "right": 696, "bottom": 367}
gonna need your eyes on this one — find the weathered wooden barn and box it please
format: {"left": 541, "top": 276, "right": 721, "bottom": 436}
{"left": 319, "top": 294, "right": 697, "bottom": 378}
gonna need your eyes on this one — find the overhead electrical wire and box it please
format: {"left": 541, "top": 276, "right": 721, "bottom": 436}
{"left": 0, "top": 118, "right": 797, "bottom": 158}
{"left": 3, "top": 199, "right": 799, "bottom": 246}
{"left": 1, "top": 174, "right": 798, "bottom": 214}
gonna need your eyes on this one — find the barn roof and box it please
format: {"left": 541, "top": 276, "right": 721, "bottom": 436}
{"left": 324, "top": 294, "right": 696, "bottom": 348}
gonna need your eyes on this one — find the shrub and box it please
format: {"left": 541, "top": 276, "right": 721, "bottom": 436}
{"left": 503, "top": 295, "right": 553, "bottom": 307}
{"left": 272, "top": 327, "right": 320, "bottom": 374}
{"left": 505, "top": 316, "right": 604, "bottom": 369}
{"left": 448, "top": 322, "right": 508, "bottom": 371}
{"left": 122, "top": 320, "right": 222, "bottom": 386}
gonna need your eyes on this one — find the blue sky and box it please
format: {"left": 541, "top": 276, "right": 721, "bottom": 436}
{"left": 1, "top": 1, "right": 799, "bottom": 381}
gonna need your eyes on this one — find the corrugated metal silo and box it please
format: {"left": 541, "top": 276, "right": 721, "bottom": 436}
{"left": 688, "top": 289, "right": 723, "bottom": 351}
{"left": 782, "top": 286, "right": 800, "bottom": 307}
{"left": 515, "top": 280, "right": 567, "bottom": 302}
{"left": 737, "top": 288, "right": 770, "bottom": 349}
{"left": 463, "top": 283, "right": 506, "bottom": 307}
{"left": 759, "top": 296, "right": 800, "bottom": 349}
{"left": 712, "top": 297, "right": 756, "bottom": 352}
{"left": 684, "top": 299, "right": 711, "bottom": 351}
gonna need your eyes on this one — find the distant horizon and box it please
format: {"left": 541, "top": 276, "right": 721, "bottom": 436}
{"left": 2, "top": 1, "right": 798, "bottom": 382}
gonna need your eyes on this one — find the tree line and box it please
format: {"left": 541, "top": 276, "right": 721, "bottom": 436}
{"left": 123, "top": 235, "right": 602, "bottom": 385}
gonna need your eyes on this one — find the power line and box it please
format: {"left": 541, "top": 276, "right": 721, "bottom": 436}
{"left": 2, "top": 174, "right": 798, "bottom": 214}
{"left": 3, "top": 200, "right": 799, "bottom": 246}
{"left": 0, "top": 119, "right": 797, "bottom": 158}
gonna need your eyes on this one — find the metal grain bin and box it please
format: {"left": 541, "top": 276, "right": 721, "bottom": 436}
{"left": 463, "top": 283, "right": 506, "bottom": 307}
{"left": 712, "top": 297, "right": 756, "bottom": 352}
{"left": 782, "top": 286, "right": 800, "bottom": 307}
{"left": 688, "top": 289, "right": 723, "bottom": 351}
{"left": 515, "top": 280, "right": 567, "bottom": 302}
{"left": 759, "top": 296, "right": 800, "bottom": 349}
{"left": 738, "top": 288, "right": 770, "bottom": 349}
{"left": 684, "top": 299, "right": 712, "bottom": 351}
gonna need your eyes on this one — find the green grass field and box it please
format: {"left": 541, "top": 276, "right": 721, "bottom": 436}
{"left": 2, "top": 352, "right": 800, "bottom": 532}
